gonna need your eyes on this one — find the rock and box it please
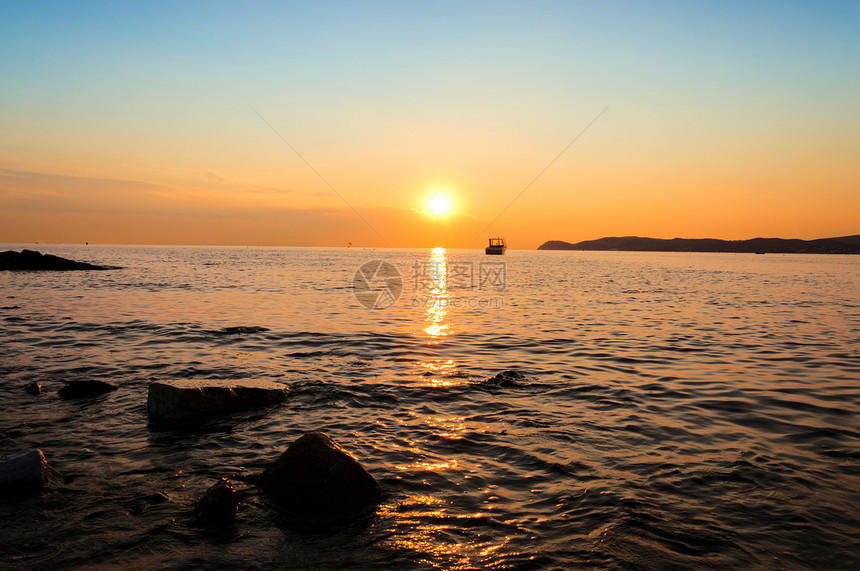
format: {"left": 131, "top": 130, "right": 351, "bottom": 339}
{"left": 0, "top": 249, "right": 116, "bottom": 271}
{"left": 24, "top": 382, "right": 41, "bottom": 395}
{"left": 259, "top": 432, "right": 381, "bottom": 514}
{"left": 214, "top": 326, "right": 270, "bottom": 335}
{"left": 0, "top": 449, "right": 48, "bottom": 494}
{"left": 147, "top": 379, "right": 289, "bottom": 426}
{"left": 58, "top": 380, "right": 118, "bottom": 399}
{"left": 481, "top": 370, "right": 527, "bottom": 388}
{"left": 191, "top": 478, "right": 239, "bottom": 525}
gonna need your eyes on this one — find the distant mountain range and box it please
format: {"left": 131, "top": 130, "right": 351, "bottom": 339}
{"left": 537, "top": 235, "right": 860, "bottom": 254}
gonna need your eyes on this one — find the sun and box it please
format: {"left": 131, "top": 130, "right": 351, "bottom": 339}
{"left": 427, "top": 194, "right": 452, "bottom": 217}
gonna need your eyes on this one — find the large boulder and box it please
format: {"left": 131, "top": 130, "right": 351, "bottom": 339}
{"left": 147, "top": 379, "right": 289, "bottom": 426}
{"left": 0, "top": 249, "right": 114, "bottom": 271}
{"left": 0, "top": 449, "right": 49, "bottom": 494}
{"left": 259, "top": 432, "right": 381, "bottom": 514}
{"left": 58, "top": 380, "right": 117, "bottom": 399}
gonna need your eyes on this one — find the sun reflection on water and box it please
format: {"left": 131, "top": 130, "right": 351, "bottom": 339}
{"left": 393, "top": 250, "right": 513, "bottom": 565}
{"left": 395, "top": 458, "right": 459, "bottom": 471}
{"left": 378, "top": 495, "right": 511, "bottom": 570}
{"left": 416, "top": 358, "right": 461, "bottom": 387}
{"left": 415, "top": 248, "right": 469, "bottom": 388}
{"left": 422, "top": 247, "right": 450, "bottom": 340}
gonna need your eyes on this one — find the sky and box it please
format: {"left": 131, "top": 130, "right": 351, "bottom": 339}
{"left": 1, "top": 0, "right": 858, "bottom": 249}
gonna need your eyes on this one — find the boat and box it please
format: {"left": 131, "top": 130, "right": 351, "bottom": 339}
{"left": 485, "top": 238, "right": 507, "bottom": 255}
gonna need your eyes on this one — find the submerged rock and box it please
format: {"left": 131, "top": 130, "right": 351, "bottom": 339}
{"left": 147, "top": 379, "right": 289, "bottom": 427}
{"left": 24, "top": 382, "right": 41, "bottom": 396}
{"left": 0, "top": 249, "right": 115, "bottom": 271}
{"left": 191, "top": 478, "right": 238, "bottom": 526}
{"left": 481, "top": 370, "right": 528, "bottom": 388}
{"left": 58, "top": 380, "right": 118, "bottom": 399}
{"left": 0, "top": 449, "right": 48, "bottom": 494}
{"left": 259, "top": 432, "right": 381, "bottom": 514}
{"left": 214, "top": 326, "right": 270, "bottom": 335}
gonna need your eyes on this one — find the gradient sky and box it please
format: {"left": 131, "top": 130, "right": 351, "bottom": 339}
{"left": 1, "top": 1, "right": 858, "bottom": 248}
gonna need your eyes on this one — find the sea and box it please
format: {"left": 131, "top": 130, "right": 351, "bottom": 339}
{"left": 1, "top": 244, "right": 858, "bottom": 570}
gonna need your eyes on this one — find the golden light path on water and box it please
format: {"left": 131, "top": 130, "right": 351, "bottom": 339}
{"left": 377, "top": 495, "right": 514, "bottom": 569}
{"left": 383, "top": 414, "right": 499, "bottom": 568}
{"left": 415, "top": 247, "right": 463, "bottom": 388}
{"left": 422, "top": 247, "right": 450, "bottom": 339}
{"left": 397, "top": 247, "right": 515, "bottom": 567}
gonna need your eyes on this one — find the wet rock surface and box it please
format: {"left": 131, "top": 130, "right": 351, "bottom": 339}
{"left": 191, "top": 478, "right": 238, "bottom": 526}
{"left": 58, "top": 380, "right": 118, "bottom": 399}
{"left": 147, "top": 379, "right": 289, "bottom": 427}
{"left": 212, "top": 326, "right": 270, "bottom": 335}
{"left": 481, "top": 370, "right": 528, "bottom": 388}
{"left": 259, "top": 431, "right": 381, "bottom": 514}
{"left": 0, "top": 449, "right": 49, "bottom": 494}
{"left": 0, "top": 249, "right": 116, "bottom": 271}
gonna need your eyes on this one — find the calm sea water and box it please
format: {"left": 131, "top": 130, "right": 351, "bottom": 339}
{"left": 1, "top": 245, "right": 858, "bottom": 569}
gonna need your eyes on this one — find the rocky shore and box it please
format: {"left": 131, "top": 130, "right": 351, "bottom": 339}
{"left": 3, "top": 371, "right": 524, "bottom": 528}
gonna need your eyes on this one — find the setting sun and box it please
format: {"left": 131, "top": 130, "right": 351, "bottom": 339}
{"left": 427, "top": 194, "right": 453, "bottom": 217}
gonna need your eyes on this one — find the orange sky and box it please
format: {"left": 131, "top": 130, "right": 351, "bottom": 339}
{"left": 2, "top": 2, "right": 858, "bottom": 248}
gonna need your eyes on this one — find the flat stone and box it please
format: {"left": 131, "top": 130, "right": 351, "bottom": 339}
{"left": 259, "top": 432, "right": 381, "bottom": 514}
{"left": 0, "top": 449, "right": 48, "bottom": 494}
{"left": 147, "top": 379, "right": 289, "bottom": 426}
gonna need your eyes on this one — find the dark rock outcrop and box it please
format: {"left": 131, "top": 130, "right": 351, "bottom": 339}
{"left": 147, "top": 379, "right": 289, "bottom": 427}
{"left": 58, "top": 380, "right": 118, "bottom": 399}
{"left": 259, "top": 432, "right": 381, "bottom": 514}
{"left": 212, "top": 326, "right": 270, "bottom": 335}
{"left": 0, "top": 249, "right": 116, "bottom": 271}
{"left": 481, "top": 370, "right": 528, "bottom": 388}
{"left": 191, "top": 478, "right": 238, "bottom": 526}
{"left": 24, "top": 382, "right": 41, "bottom": 396}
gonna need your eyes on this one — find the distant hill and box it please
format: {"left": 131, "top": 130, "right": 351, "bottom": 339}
{"left": 825, "top": 234, "right": 860, "bottom": 245}
{"left": 537, "top": 235, "right": 860, "bottom": 254}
